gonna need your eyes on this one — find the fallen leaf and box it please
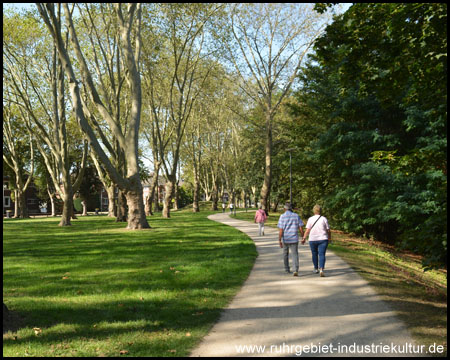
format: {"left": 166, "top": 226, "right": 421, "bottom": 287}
{"left": 33, "top": 327, "right": 42, "bottom": 336}
{"left": 186, "top": 332, "right": 191, "bottom": 337}
{"left": 168, "top": 350, "right": 176, "bottom": 353}
{"left": 119, "top": 350, "right": 129, "bottom": 355}
{"left": 62, "top": 276, "right": 69, "bottom": 280}
{"left": 140, "top": 297, "right": 144, "bottom": 301}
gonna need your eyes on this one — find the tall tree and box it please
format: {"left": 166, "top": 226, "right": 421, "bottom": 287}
{"left": 4, "top": 8, "right": 87, "bottom": 226}
{"left": 141, "top": 3, "right": 225, "bottom": 218}
{"left": 289, "top": 3, "right": 447, "bottom": 269}
{"left": 2, "top": 104, "right": 34, "bottom": 218}
{"left": 224, "top": 3, "right": 331, "bottom": 212}
{"left": 36, "top": 3, "right": 150, "bottom": 229}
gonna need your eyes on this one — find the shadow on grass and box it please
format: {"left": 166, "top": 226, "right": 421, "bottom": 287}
{"left": 3, "top": 211, "right": 258, "bottom": 356}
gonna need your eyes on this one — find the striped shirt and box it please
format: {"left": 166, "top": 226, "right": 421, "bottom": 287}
{"left": 277, "top": 210, "right": 304, "bottom": 244}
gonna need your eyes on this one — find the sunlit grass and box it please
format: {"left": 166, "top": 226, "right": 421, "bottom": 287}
{"left": 3, "top": 210, "right": 257, "bottom": 357}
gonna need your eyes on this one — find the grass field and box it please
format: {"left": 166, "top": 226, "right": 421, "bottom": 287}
{"left": 231, "top": 210, "right": 447, "bottom": 356}
{"left": 3, "top": 208, "right": 257, "bottom": 357}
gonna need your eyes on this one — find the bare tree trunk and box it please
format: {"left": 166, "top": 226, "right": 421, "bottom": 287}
{"left": 116, "top": 190, "right": 127, "bottom": 222}
{"left": 272, "top": 198, "right": 279, "bottom": 213}
{"left": 48, "top": 188, "right": 57, "bottom": 216}
{"left": 154, "top": 187, "right": 160, "bottom": 212}
{"left": 146, "top": 163, "right": 161, "bottom": 216}
{"left": 124, "top": 183, "right": 149, "bottom": 229}
{"left": 260, "top": 115, "right": 272, "bottom": 214}
{"left": 145, "top": 194, "right": 152, "bottom": 216}
{"left": 60, "top": 192, "right": 73, "bottom": 226}
{"left": 18, "top": 190, "right": 28, "bottom": 219}
{"left": 107, "top": 186, "right": 116, "bottom": 217}
{"left": 193, "top": 174, "right": 200, "bottom": 213}
{"left": 13, "top": 190, "right": 19, "bottom": 218}
{"left": 173, "top": 184, "right": 179, "bottom": 211}
{"left": 163, "top": 175, "right": 176, "bottom": 218}
{"left": 211, "top": 184, "right": 219, "bottom": 211}
{"left": 81, "top": 199, "right": 88, "bottom": 216}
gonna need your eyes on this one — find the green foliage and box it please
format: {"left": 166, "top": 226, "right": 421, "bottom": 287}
{"left": 177, "top": 185, "right": 193, "bottom": 208}
{"left": 287, "top": 3, "right": 447, "bottom": 269}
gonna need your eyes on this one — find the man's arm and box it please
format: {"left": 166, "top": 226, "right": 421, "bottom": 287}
{"left": 278, "top": 228, "right": 283, "bottom": 248}
{"left": 302, "top": 228, "right": 310, "bottom": 244}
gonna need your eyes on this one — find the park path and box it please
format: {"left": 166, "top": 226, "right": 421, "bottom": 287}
{"left": 190, "top": 212, "right": 422, "bottom": 357}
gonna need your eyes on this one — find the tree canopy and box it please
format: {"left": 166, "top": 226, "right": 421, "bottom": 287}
{"left": 3, "top": 3, "right": 446, "bottom": 269}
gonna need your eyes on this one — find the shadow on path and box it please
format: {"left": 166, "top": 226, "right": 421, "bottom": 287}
{"left": 190, "top": 213, "right": 421, "bottom": 357}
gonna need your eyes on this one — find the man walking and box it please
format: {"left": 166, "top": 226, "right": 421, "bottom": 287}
{"left": 277, "top": 203, "right": 304, "bottom": 276}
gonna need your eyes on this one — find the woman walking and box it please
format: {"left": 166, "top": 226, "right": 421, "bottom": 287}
{"left": 302, "top": 205, "right": 331, "bottom": 277}
{"left": 254, "top": 206, "right": 268, "bottom": 236}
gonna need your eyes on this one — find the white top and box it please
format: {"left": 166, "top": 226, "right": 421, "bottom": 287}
{"left": 306, "top": 215, "right": 330, "bottom": 241}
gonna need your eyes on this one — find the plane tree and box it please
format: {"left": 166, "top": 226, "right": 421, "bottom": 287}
{"left": 223, "top": 3, "right": 332, "bottom": 212}
{"left": 36, "top": 3, "right": 150, "bottom": 229}
{"left": 4, "top": 8, "right": 87, "bottom": 225}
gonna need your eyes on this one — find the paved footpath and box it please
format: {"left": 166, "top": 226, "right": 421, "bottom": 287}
{"left": 190, "top": 212, "right": 423, "bottom": 357}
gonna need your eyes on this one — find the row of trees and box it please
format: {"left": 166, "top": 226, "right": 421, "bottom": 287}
{"left": 246, "top": 3, "right": 446, "bottom": 270}
{"left": 4, "top": 3, "right": 445, "bottom": 269}
{"left": 3, "top": 3, "right": 332, "bottom": 227}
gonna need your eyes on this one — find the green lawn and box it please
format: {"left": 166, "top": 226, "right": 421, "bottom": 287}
{"left": 3, "top": 209, "right": 257, "bottom": 357}
{"left": 232, "top": 210, "right": 447, "bottom": 356}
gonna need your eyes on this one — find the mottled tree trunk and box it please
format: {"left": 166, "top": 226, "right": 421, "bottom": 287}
{"left": 163, "top": 175, "right": 176, "bottom": 218}
{"left": 173, "top": 183, "right": 179, "bottom": 211}
{"left": 13, "top": 190, "right": 19, "bottom": 218}
{"left": 107, "top": 186, "right": 116, "bottom": 217}
{"left": 193, "top": 175, "right": 200, "bottom": 213}
{"left": 18, "top": 190, "right": 28, "bottom": 219}
{"left": 145, "top": 194, "right": 152, "bottom": 216}
{"left": 154, "top": 188, "right": 160, "bottom": 212}
{"left": 60, "top": 193, "right": 73, "bottom": 226}
{"left": 146, "top": 163, "right": 161, "bottom": 216}
{"left": 81, "top": 199, "right": 88, "bottom": 216}
{"left": 116, "top": 189, "right": 127, "bottom": 222}
{"left": 125, "top": 184, "right": 150, "bottom": 229}
{"left": 211, "top": 186, "right": 218, "bottom": 211}
{"left": 48, "top": 187, "right": 57, "bottom": 216}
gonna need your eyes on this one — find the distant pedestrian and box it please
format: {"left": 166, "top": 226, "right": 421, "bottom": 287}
{"left": 222, "top": 203, "right": 226, "bottom": 213}
{"left": 254, "top": 206, "right": 268, "bottom": 236}
{"left": 277, "top": 203, "right": 304, "bottom": 277}
{"left": 302, "top": 205, "right": 331, "bottom": 277}
{"left": 229, "top": 203, "right": 234, "bottom": 214}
